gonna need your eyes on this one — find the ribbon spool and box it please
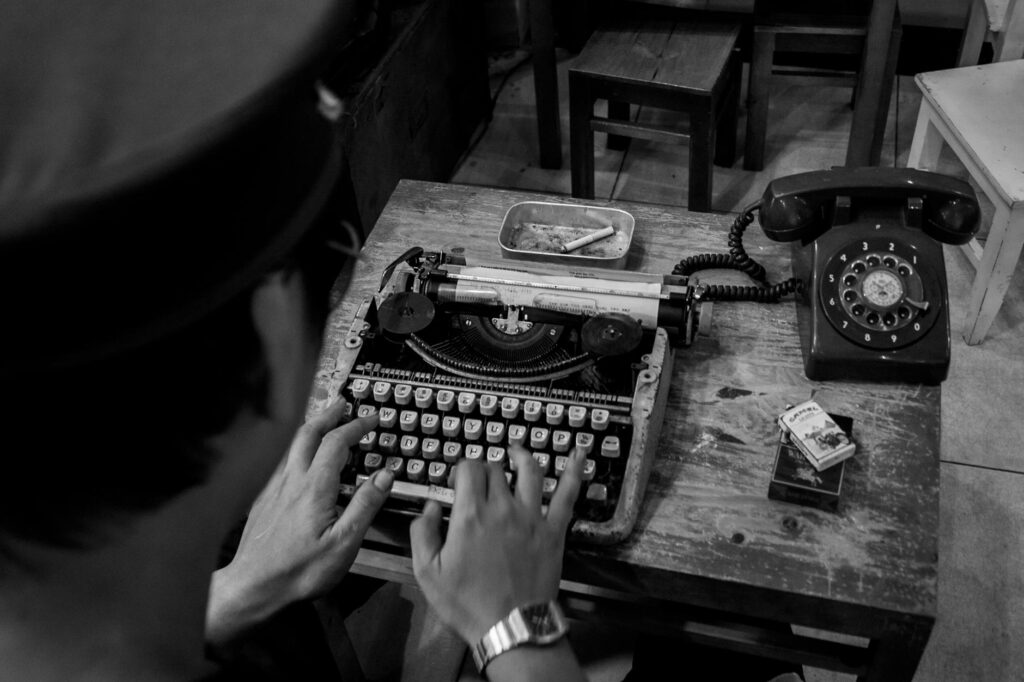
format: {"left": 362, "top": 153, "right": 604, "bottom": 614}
{"left": 377, "top": 291, "right": 436, "bottom": 338}
{"left": 581, "top": 313, "right": 643, "bottom": 356}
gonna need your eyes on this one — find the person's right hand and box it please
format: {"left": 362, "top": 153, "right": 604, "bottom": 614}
{"left": 409, "top": 445, "right": 584, "bottom": 645}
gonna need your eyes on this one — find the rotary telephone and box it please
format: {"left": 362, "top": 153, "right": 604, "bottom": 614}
{"left": 675, "top": 167, "right": 980, "bottom": 384}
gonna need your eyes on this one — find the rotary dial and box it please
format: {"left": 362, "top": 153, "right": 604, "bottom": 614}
{"left": 821, "top": 238, "right": 940, "bottom": 350}
{"left": 860, "top": 270, "right": 904, "bottom": 309}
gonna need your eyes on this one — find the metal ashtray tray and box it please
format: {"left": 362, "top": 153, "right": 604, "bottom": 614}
{"left": 498, "top": 201, "right": 634, "bottom": 269}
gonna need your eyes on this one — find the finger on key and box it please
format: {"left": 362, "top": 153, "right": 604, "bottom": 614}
{"left": 452, "top": 458, "right": 487, "bottom": 521}
{"left": 546, "top": 447, "right": 585, "bottom": 531}
{"left": 311, "top": 412, "right": 380, "bottom": 494}
{"left": 510, "top": 445, "right": 542, "bottom": 511}
{"left": 485, "top": 461, "right": 512, "bottom": 507}
{"left": 410, "top": 500, "right": 444, "bottom": 580}
{"left": 330, "top": 469, "right": 394, "bottom": 544}
{"left": 290, "top": 397, "right": 351, "bottom": 470}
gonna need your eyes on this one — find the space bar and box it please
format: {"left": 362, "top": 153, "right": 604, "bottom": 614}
{"left": 340, "top": 477, "right": 455, "bottom": 507}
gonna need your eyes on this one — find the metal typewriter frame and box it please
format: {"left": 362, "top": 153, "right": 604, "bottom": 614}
{"left": 317, "top": 253, "right": 689, "bottom": 545}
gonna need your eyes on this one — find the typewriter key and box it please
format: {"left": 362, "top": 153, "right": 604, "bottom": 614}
{"left": 422, "top": 438, "right": 441, "bottom": 460}
{"left": 399, "top": 410, "right": 419, "bottom": 432}
{"left": 350, "top": 378, "right": 371, "bottom": 400}
{"left": 406, "top": 459, "right": 426, "bottom": 483}
{"left": 479, "top": 394, "right": 499, "bottom": 416}
{"left": 414, "top": 387, "right": 434, "bottom": 408}
{"left": 442, "top": 416, "right": 462, "bottom": 438}
{"left": 421, "top": 413, "right": 440, "bottom": 435}
{"left": 487, "top": 447, "right": 507, "bottom": 465}
{"left": 428, "top": 462, "right": 448, "bottom": 484}
{"left": 532, "top": 452, "right": 551, "bottom": 474}
{"left": 457, "top": 392, "right": 477, "bottom": 413}
{"left": 359, "top": 431, "right": 378, "bottom": 452}
{"left": 486, "top": 421, "right": 506, "bottom": 443}
{"left": 372, "top": 381, "right": 393, "bottom": 403}
{"left": 575, "top": 432, "right": 594, "bottom": 455}
{"left": 394, "top": 384, "right": 413, "bottom": 405}
{"left": 567, "top": 405, "right": 587, "bottom": 428}
{"left": 378, "top": 407, "right": 398, "bottom": 429}
{"left": 601, "top": 435, "right": 621, "bottom": 458}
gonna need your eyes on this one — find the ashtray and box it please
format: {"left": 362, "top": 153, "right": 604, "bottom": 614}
{"left": 498, "top": 201, "right": 634, "bottom": 269}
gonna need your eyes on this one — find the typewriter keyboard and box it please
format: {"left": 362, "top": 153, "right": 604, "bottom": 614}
{"left": 337, "top": 376, "right": 635, "bottom": 523}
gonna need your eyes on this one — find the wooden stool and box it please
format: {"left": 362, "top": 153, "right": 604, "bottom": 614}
{"left": 569, "top": 19, "right": 741, "bottom": 212}
{"left": 744, "top": 0, "right": 902, "bottom": 171}
{"left": 907, "top": 60, "right": 1024, "bottom": 345}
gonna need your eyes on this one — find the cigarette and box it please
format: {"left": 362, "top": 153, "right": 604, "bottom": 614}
{"left": 561, "top": 225, "right": 615, "bottom": 253}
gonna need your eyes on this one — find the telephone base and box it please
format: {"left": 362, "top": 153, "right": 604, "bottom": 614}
{"left": 803, "top": 348, "right": 949, "bottom": 386}
{"left": 792, "top": 230, "right": 953, "bottom": 386}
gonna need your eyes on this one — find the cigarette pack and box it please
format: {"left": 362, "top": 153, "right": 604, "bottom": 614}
{"left": 768, "top": 423, "right": 848, "bottom": 513}
{"left": 777, "top": 400, "right": 856, "bottom": 471}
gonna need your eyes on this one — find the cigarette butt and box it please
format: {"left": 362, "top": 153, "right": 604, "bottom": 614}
{"left": 561, "top": 225, "right": 615, "bottom": 253}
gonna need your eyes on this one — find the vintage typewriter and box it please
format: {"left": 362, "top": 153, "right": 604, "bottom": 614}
{"left": 330, "top": 248, "right": 707, "bottom": 544}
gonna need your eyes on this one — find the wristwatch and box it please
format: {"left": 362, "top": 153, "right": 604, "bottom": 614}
{"left": 471, "top": 600, "right": 570, "bottom": 674}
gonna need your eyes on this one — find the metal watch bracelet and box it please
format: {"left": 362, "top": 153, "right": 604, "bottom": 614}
{"left": 471, "top": 600, "right": 570, "bottom": 673}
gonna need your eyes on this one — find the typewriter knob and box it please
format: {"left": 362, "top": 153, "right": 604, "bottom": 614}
{"left": 582, "top": 313, "right": 643, "bottom": 356}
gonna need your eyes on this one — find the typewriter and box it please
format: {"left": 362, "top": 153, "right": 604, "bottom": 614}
{"left": 329, "top": 249, "right": 707, "bottom": 544}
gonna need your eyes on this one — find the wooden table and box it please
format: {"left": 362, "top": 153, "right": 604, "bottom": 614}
{"left": 311, "top": 180, "right": 940, "bottom": 682}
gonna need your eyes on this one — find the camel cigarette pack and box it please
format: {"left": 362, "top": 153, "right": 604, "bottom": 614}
{"left": 777, "top": 400, "right": 856, "bottom": 471}
{"left": 768, "top": 414, "right": 852, "bottom": 513}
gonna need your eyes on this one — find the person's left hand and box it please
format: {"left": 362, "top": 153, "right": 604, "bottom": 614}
{"left": 206, "top": 398, "right": 392, "bottom": 645}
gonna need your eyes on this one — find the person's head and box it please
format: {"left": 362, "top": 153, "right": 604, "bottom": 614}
{"left": 0, "top": 0, "right": 361, "bottom": 568}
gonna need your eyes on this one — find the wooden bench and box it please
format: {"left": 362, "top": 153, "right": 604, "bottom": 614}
{"left": 568, "top": 19, "right": 741, "bottom": 212}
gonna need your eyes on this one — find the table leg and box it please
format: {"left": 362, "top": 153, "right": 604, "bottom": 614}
{"left": 715, "top": 54, "right": 741, "bottom": 168}
{"left": 607, "top": 101, "right": 632, "bottom": 151}
{"left": 868, "top": 11, "right": 901, "bottom": 164}
{"left": 993, "top": 0, "right": 1024, "bottom": 62}
{"left": 846, "top": 0, "right": 898, "bottom": 167}
{"left": 569, "top": 73, "right": 596, "bottom": 199}
{"left": 956, "top": 0, "right": 988, "bottom": 67}
{"left": 528, "top": 0, "right": 563, "bottom": 169}
{"left": 859, "top": 619, "right": 932, "bottom": 682}
{"left": 689, "top": 112, "right": 714, "bottom": 212}
{"left": 965, "top": 203, "right": 1024, "bottom": 345}
{"left": 744, "top": 27, "right": 773, "bottom": 171}
{"left": 905, "top": 102, "right": 944, "bottom": 172}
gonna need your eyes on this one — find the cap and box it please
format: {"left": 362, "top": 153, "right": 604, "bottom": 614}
{"left": 0, "top": 0, "right": 360, "bottom": 374}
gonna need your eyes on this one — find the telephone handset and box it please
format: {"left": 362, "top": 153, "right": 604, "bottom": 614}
{"left": 675, "top": 167, "right": 980, "bottom": 384}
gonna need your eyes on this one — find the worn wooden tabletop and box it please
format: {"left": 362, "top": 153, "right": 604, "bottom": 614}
{"left": 311, "top": 179, "right": 939, "bottom": 642}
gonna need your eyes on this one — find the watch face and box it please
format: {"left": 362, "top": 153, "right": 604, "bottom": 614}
{"left": 519, "top": 602, "right": 568, "bottom": 644}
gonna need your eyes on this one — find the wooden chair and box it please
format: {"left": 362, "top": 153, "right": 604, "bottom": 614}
{"left": 744, "top": 0, "right": 902, "bottom": 171}
{"left": 907, "top": 59, "right": 1024, "bottom": 345}
{"left": 569, "top": 18, "right": 742, "bottom": 212}
{"left": 957, "top": 0, "right": 1024, "bottom": 66}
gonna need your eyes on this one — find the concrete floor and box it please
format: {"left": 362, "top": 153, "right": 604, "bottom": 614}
{"left": 344, "top": 48, "right": 1024, "bottom": 682}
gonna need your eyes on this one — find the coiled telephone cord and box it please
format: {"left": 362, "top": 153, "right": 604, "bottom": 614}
{"left": 672, "top": 203, "right": 804, "bottom": 303}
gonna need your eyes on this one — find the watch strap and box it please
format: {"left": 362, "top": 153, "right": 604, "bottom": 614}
{"left": 471, "top": 600, "right": 569, "bottom": 674}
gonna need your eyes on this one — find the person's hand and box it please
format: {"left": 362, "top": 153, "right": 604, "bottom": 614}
{"left": 410, "top": 445, "right": 584, "bottom": 646}
{"left": 206, "top": 398, "right": 393, "bottom": 645}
